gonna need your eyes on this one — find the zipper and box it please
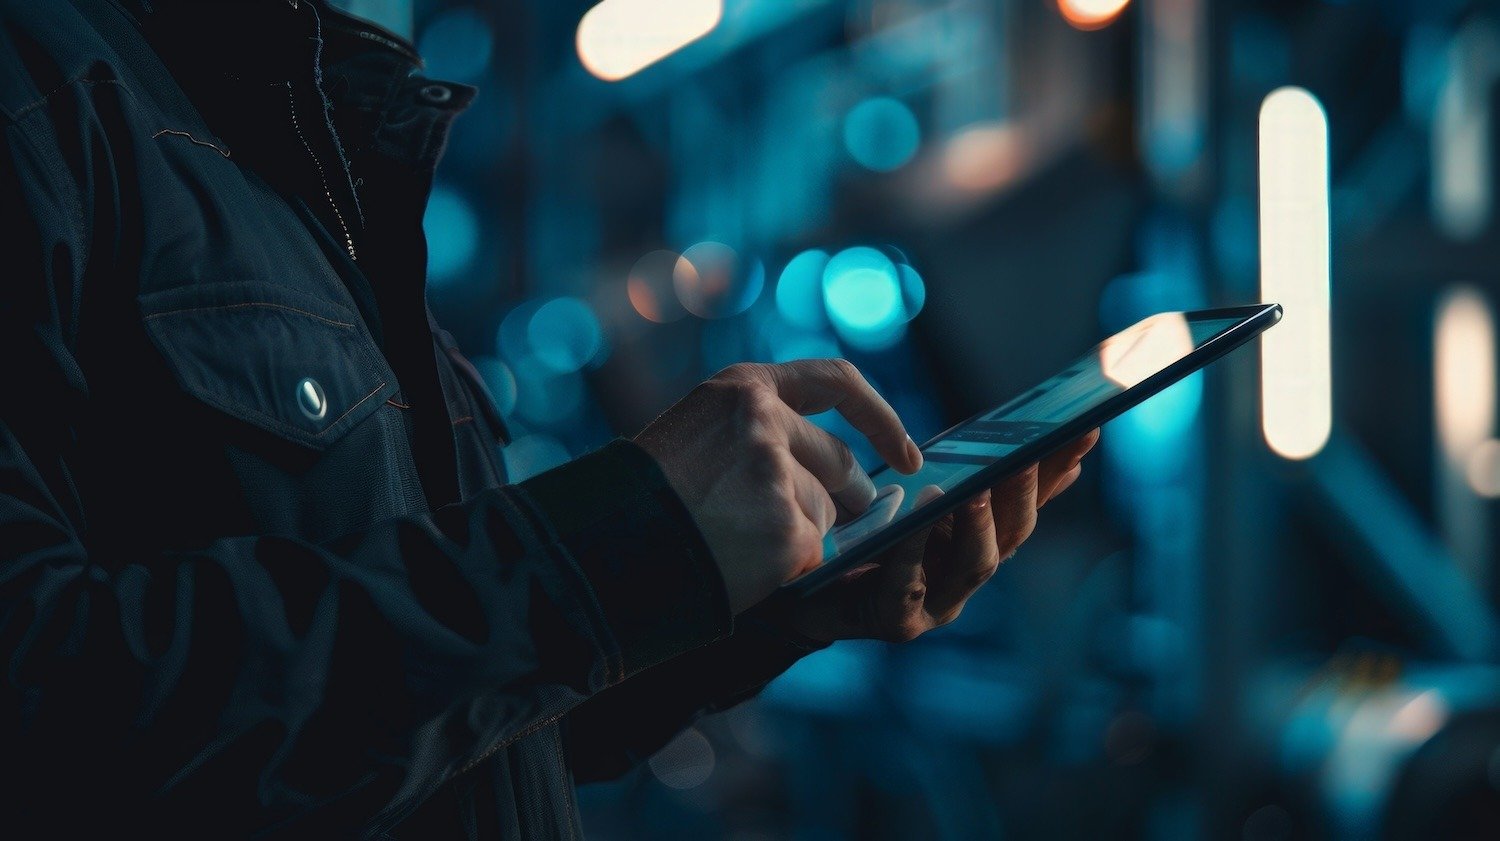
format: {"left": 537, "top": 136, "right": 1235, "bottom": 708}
{"left": 282, "top": 81, "right": 358, "bottom": 262}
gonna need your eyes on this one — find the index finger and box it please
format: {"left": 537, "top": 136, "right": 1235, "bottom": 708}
{"left": 762, "top": 359, "right": 923, "bottom": 474}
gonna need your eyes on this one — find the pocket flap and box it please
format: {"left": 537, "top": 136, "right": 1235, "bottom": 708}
{"left": 139, "top": 282, "right": 398, "bottom": 450}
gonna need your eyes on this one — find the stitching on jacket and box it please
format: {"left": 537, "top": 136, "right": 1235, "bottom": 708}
{"left": 151, "top": 128, "right": 231, "bottom": 158}
{"left": 6, "top": 76, "right": 128, "bottom": 124}
{"left": 143, "top": 302, "right": 355, "bottom": 329}
{"left": 450, "top": 415, "right": 474, "bottom": 426}
{"left": 320, "top": 381, "right": 386, "bottom": 433}
{"left": 384, "top": 398, "right": 411, "bottom": 409}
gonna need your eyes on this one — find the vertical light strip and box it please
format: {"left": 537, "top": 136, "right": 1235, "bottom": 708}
{"left": 1434, "top": 286, "right": 1495, "bottom": 585}
{"left": 1139, "top": 0, "right": 1206, "bottom": 194}
{"left": 1432, "top": 22, "right": 1500, "bottom": 240}
{"left": 1259, "top": 87, "right": 1332, "bottom": 460}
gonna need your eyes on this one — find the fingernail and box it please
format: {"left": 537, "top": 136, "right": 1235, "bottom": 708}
{"left": 969, "top": 490, "right": 991, "bottom": 510}
{"left": 905, "top": 435, "right": 923, "bottom": 470}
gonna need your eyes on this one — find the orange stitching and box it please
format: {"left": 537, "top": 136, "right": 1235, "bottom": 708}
{"left": 319, "top": 381, "right": 386, "bottom": 433}
{"left": 143, "top": 302, "right": 354, "bottom": 329}
{"left": 451, "top": 416, "right": 474, "bottom": 425}
{"left": 152, "top": 129, "right": 231, "bottom": 158}
{"left": 385, "top": 398, "right": 412, "bottom": 409}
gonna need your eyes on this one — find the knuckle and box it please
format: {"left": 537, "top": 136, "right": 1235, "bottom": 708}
{"left": 748, "top": 443, "right": 790, "bottom": 482}
{"left": 736, "top": 381, "right": 780, "bottom": 420}
{"left": 715, "top": 362, "right": 760, "bottom": 382}
{"left": 826, "top": 357, "right": 860, "bottom": 381}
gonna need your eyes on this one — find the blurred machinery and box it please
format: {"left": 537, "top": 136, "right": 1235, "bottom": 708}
{"left": 340, "top": 0, "right": 1500, "bottom": 837}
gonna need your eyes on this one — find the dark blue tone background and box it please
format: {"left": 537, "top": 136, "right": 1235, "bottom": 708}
{"left": 334, "top": 1, "right": 1500, "bottom": 837}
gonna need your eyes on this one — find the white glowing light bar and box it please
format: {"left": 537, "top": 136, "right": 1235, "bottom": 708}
{"left": 1434, "top": 286, "right": 1496, "bottom": 585}
{"left": 1435, "top": 287, "right": 1497, "bottom": 467}
{"left": 1259, "top": 87, "right": 1332, "bottom": 461}
{"left": 576, "top": 0, "right": 723, "bottom": 82}
{"left": 1467, "top": 438, "right": 1500, "bottom": 498}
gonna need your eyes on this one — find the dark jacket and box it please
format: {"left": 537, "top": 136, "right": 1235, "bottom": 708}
{"left": 0, "top": 0, "right": 819, "bottom": 836}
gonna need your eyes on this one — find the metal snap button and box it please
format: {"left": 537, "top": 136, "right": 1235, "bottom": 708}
{"left": 297, "top": 377, "right": 328, "bottom": 421}
{"left": 420, "top": 84, "right": 452, "bottom": 105}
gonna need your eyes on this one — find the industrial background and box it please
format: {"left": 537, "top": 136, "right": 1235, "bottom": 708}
{"left": 334, "top": 0, "right": 1500, "bottom": 837}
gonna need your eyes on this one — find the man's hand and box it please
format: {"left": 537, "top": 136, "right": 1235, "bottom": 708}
{"left": 762, "top": 429, "right": 1100, "bottom": 643}
{"left": 635, "top": 360, "right": 923, "bottom": 614}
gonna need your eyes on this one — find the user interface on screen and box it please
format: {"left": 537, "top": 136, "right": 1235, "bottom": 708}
{"left": 822, "top": 312, "right": 1245, "bottom": 561}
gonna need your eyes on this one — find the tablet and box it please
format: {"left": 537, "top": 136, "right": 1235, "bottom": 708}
{"left": 780, "top": 303, "right": 1283, "bottom": 597}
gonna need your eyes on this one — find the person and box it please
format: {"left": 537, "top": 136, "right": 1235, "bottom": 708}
{"left": 0, "top": 0, "right": 1098, "bottom": 836}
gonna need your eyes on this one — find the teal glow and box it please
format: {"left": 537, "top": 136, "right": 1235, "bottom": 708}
{"left": 424, "top": 185, "right": 479, "bottom": 283}
{"left": 775, "top": 249, "right": 831, "bottom": 330}
{"left": 496, "top": 300, "right": 544, "bottom": 363}
{"left": 899, "top": 263, "right": 926, "bottom": 318}
{"left": 511, "top": 358, "right": 584, "bottom": 426}
{"left": 502, "top": 434, "right": 570, "bottom": 481}
{"left": 418, "top": 8, "right": 493, "bottom": 81}
{"left": 674, "top": 242, "right": 763, "bottom": 319}
{"left": 842, "top": 97, "right": 920, "bottom": 172}
{"left": 762, "top": 642, "right": 879, "bottom": 712}
{"left": 468, "top": 356, "right": 519, "bottom": 416}
{"left": 823, "top": 246, "right": 905, "bottom": 338}
{"left": 527, "top": 298, "right": 605, "bottom": 374}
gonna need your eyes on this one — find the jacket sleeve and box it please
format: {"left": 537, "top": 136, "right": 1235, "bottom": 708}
{"left": 565, "top": 608, "right": 829, "bottom": 783}
{"left": 0, "top": 91, "right": 730, "bottom": 827}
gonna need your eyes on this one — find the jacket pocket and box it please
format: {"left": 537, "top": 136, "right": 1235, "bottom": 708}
{"left": 138, "top": 281, "right": 399, "bottom": 450}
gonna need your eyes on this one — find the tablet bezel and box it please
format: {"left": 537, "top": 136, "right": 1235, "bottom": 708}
{"left": 779, "top": 303, "right": 1283, "bottom": 598}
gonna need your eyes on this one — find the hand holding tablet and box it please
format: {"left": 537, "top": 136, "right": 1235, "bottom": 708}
{"left": 780, "top": 304, "right": 1282, "bottom": 598}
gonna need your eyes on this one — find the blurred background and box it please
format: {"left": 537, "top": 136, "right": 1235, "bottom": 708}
{"left": 336, "top": 0, "right": 1500, "bottom": 837}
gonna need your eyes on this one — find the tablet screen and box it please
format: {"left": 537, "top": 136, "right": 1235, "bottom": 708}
{"left": 821, "top": 312, "right": 1245, "bottom": 561}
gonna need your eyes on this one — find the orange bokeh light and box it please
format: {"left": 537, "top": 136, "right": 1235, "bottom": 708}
{"left": 1057, "top": 0, "right": 1131, "bottom": 31}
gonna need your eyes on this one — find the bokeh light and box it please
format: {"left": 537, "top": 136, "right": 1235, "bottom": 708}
{"left": 943, "top": 122, "right": 1027, "bottom": 193}
{"left": 1057, "top": 0, "right": 1132, "bottom": 31}
{"left": 576, "top": 0, "right": 723, "bottom": 82}
{"left": 527, "top": 297, "right": 606, "bottom": 374}
{"left": 1434, "top": 286, "right": 1496, "bottom": 469}
{"left": 674, "top": 241, "right": 763, "bottom": 319}
{"left": 647, "top": 728, "right": 716, "bottom": 790}
{"left": 511, "top": 357, "right": 585, "bottom": 426}
{"left": 759, "top": 311, "right": 841, "bottom": 363}
{"left": 1466, "top": 438, "right": 1500, "bottom": 498}
{"left": 775, "top": 249, "right": 831, "bottom": 330}
{"left": 424, "top": 185, "right": 480, "bottom": 283}
{"left": 467, "top": 356, "right": 519, "bottom": 417}
{"left": 503, "top": 434, "right": 571, "bottom": 481}
{"left": 1259, "top": 86, "right": 1331, "bottom": 461}
{"left": 822, "top": 246, "right": 907, "bottom": 350}
{"left": 628, "top": 249, "right": 689, "bottom": 323}
{"left": 842, "top": 96, "right": 921, "bottom": 172}
{"left": 898, "top": 263, "right": 926, "bottom": 318}
{"left": 497, "top": 300, "right": 545, "bottom": 363}
{"left": 418, "top": 7, "right": 494, "bottom": 81}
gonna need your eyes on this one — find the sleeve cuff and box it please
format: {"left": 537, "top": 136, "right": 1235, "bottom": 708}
{"left": 513, "top": 439, "right": 733, "bottom": 681}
